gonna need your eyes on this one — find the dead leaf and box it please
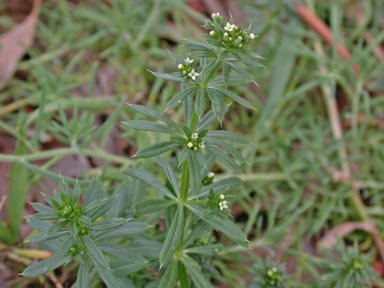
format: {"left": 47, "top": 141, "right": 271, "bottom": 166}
{"left": 0, "top": 0, "right": 41, "bottom": 90}
{"left": 319, "top": 221, "right": 378, "bottom": 249}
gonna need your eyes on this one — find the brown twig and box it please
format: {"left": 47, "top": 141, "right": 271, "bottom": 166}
{"left": 0, "top": 195, "right": 7, "bottom": 212}
{"left": 319, "top": 221, "right": 378, "bottom": 249}
{"left": 296, "top": 4, "right": 360, "bottom": 75}
{"left": 314, "top": 41, "right": 384, "bottom": 263}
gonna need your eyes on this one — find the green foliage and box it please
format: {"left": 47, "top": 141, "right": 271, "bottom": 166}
{"left": 250, "top": 259, "right": 289, "bottom": 288}
{"left": 23, "top": 181, "right": 149, "bottom": 287}
{"left": 2, "top": 0, "right": 382, "bottom": 287}
{"left": 319, "top": 242, "right": 380, "bottom": 287}
{"left": 21, "top": 10, "right": 258, "bottom": 286}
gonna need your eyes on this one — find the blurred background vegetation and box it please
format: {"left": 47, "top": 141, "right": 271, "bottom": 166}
{"left": 0, "top": 0, "right": 383, "bottom": 287}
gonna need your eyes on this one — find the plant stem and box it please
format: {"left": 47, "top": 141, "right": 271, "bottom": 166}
{"left": 0, "top": 148, "right": 133, "bottom": 166}
{"left": 180, "top": 161, "right": 190, "bottom": 201}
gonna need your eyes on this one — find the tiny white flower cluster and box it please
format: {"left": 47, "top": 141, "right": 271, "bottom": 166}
{"left": 218, "top": 194, "right": 229, "bottom": 211}
{"left": 207, "top": 172, "right": 215, "bottom": 178}
{"left": 207, "top": 12, "right": 255, "bottom": 50}
{"left": 187, "top": 132, "right": 205, "bottom": 150}
{"left": 178, "top": 57, "right": 199, "bottom": 81}
{"left": 224, "top": 22, "right": 237, "bottom": 32}
{"left": 188, "top": 69, "right": 199, "bottom": 81}
{"left": 184, "top": 57, "right": 194, "bottom": 64}
{"left": 267, "top": 267, "right": 278, "bottom": 276}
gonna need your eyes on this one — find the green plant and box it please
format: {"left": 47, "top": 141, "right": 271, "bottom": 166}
{"left": 122, "top": 12, "right": 259, "bottom": 286}
{"left": 319, "top": 242, "right": 380, "bottom": 288}
{"left": 21, "top": 12, "right": 259, "bottom": 286}
{"left": 22, "top": 181, "right": 150, "bottom": 287}
{"left": 250, "top": 258, "right": 289, "bottom": 288}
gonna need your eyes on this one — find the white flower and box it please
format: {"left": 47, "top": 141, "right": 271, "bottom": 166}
{"left": 187, "top": 142, "right": 193, "bottom": 148}
{"left": 188, "top": 69, "right": 199, "bottom": 80}
{"left": 219, "top": 193, "right": 225, "bottom": 200}
{"left": 208, "top": 172, "right": 215, "bottom": 178}
{"left": 249, "top": 33, "right": 255, "bottom": 40}
{"left": 211, "top": 12, "right": 220, "bottom": 18}
{"left": 224, "top": 22, "right": 236, "bottom": 32}
{"left": 209, "top": 30, "right": 215, "bottom": 36}
{"left": 198, "top": 142, "right": 205, "bottom": 149}
{"left": 184, "top": 57, "right": 194, "bottom": 64}
{"left": 223, "top": 32, "right": 228, "bottom": 39}
{"left": 178, "top": 64, "right": 183, "bottom": 69}
{"left": 191, "top": 133, "right": 198, "bottom": 139}
{"left": 219, "top": 200, "right": 229, "bottom": 211}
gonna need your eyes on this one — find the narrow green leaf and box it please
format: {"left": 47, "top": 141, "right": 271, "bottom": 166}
{"left": 91, "top": 218, "right": 130, "bottom": 231}
{"left": 167, "top": 87, "right": 196, "bottom": 110}
{"left": 94, "top": 222, "right": 150, "bottom": 240}
{"left": 223, "top": 62, "right": 229, "bottom": 88}
{"left": 180, "top": 161, "right": 190, "bottom": 201}
{"left": 135, "top": 141, "right": 179, "bottom": 158}
{"left": 135, "top": 199, "right": 176, "bottom": 216}
{"left": 195, "top": 88, "right": 206, "bottom": 117}
{"left": 202, "top": 59, "right": 220, "bottom": 84}
{"left": 226, "top": 61, "right": 253, "bottom": 81}
{"left": 149, "top": 71, "right": 185, "bottom": 83}
{"left": 8, "top": 136, "right": 29, "bottom": 243}
{"left": 111, "top": 259, "right": 152, "bottom": 276}
{"left": 181, "top": 256, "right": 214, "bottom": 288}
{"left": 204, "top": 137, "right": 246, "bottom": 162}
{"left": 83, "top": 180, "right": 107, "bottom": 206}
{"left": 197, "top": 110, "right": 216, "bottom": 132}
{"left": 126, "top": 239, "right": 162, "bottom": 259}
{"left": 158, "top": 261, "right": 178, "bottom": 288}
{"left": 206, "top": 130, "right": 249, "bottom": 144}
{"left": 155, "top": 157, "right": 180, "bottom": 195}
{"left": 128, "top": 104, "right": 183, "bottom": 133}
{"left": 184, "top": 244, "right": 223, "bottom": 256}
{"left": 0, "top": 221, "right": 12, "bottom": 243}
{"left": 76, "top": 255, "right": 90, "bottom": 288}
{"left": 107, "top": 184, "right": 127, "bottom": 218}
{"left": 123, "top": 120, "right": 180, "bottom": 136}
{"left": 209, "top": 87, "right": 255, "bottom": 110}
{"left": 83, "top": 235, "right": 110, "bottom": 269}
{"left": 93, "top": 260, "right": 125, "bottom": 288}
{"left": 188, "top": 151, "right": 201, "bottom": 195}
{"left": 125, "top": 168, "right": 175, "bottom": 199}
{"left": 207, "top": 148, "right": 242, "bottom": 174}
{"left": 206, "top": 88, "right": 229, "bottom": 123}
{"left": 183, "top": 39, "right": 215, "bottom": 56}
{"left": 178, "top": 147, "right": 189, "bottom": 166}
{"left": 27, "top": 230, "right": 67, "bottom": 243}
{"left": 30, "top": 202, "right": 56, "bottom": 214}
{"left": 160, "top": 205, "right": 184, "bottom": 266}
{"left": 178, "top": 261, "right": 190, "bottom": 288}
{"left": 43, "top": 237, "right": 74, "bottom": 273}
{"left": 187, "top": 205, "right": 248, "bottom": 246}
{"left": 83, "top": 196, "right": 118, "bottom": 220}
{"left": 22, "top": 256, "right": 70, "bottom": 278}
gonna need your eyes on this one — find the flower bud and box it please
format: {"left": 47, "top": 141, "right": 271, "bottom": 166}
{"left": 211, "top": 12, "right": 223, "bottom": 23}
